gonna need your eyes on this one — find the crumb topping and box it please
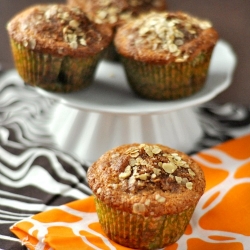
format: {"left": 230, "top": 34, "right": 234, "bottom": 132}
{"left": 128, "top": 12, "right": 212, "bottom": 62}
{"left": 117, "top": 144, "right": 195, "bottom": 193}
{"left": 8, "top": 4, "right": 110, "bottom": 51}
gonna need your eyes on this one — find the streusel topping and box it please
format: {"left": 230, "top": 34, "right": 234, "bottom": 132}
{"left": 129, "top": 12, "right": 212, "bottom": 62}
{"left": 117, "top": 144, "right": 195, "bottom": 193}
{"left": 7, "top": 4, "right": 113, "bottom": 55}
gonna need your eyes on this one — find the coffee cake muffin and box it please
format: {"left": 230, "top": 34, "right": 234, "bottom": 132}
{"left": 6, "top": 4, "right": 113, "bottom": 92}
{"left": 114, "top": 11, "right": 219, "bottom": 100}
{"left": 87, "top": 143, "right": 206, "bottom": 249}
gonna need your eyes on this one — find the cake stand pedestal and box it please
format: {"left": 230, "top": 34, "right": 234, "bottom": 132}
{"left": 34, "top": 40, "right": 236, "bottom": 164}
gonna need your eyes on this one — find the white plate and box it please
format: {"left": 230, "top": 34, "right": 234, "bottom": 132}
{"left": 34, "top": 40, "right": 237, "bottom": 115}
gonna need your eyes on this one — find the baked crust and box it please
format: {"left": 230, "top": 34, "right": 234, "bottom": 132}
{"left": 87, "top": 143, "right": 206, "bottom": 217}
{"left": 114, "top": 11, "right": 219, "bottom": 63}
{"left": 7, "top": 4, "right": 113, "bottom": 57}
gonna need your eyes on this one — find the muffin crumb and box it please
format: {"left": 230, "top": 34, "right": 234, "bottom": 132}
{"left": 133, "top": 203, "right": 146, "bottom": 214}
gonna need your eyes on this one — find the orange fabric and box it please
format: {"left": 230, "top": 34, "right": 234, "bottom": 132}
{"left": 199, "top": 183, "right": 250, "bottom": 235}
{"left": 10, "top": 134, "right": 250, "bottom": 250}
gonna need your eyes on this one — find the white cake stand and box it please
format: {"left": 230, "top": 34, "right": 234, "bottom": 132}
{"left": 33, "top": 40, "right": 236, "bottom": 163}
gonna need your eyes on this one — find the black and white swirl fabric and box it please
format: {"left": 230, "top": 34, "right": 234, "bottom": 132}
{"left": 193, "top": 102, "right": 250, "bottom": 153}
{"left": 0, "top": 70, "right": 250, "bottom": 250}
{"left": 0, "top": 71, "right": 92, "bottom": 250}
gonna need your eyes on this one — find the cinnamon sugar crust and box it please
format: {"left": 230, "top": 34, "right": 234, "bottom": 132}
{"left": 87, "top": 143, "right": 206, "bottom": 217}
{"left": 7, "top": 4, "right": 113, "bottom": 57}
{"left": 114, "top": 11, "right": 219, "bottom": 63}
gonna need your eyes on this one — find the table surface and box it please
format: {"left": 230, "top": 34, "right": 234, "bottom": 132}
{"left": 0, "top": 69, "right": 250, "bottom": 249}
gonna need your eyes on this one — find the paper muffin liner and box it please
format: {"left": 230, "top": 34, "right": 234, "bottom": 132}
{"left": 120, "top": 50, "right": 214, "bottom": 100}
{"left": 95, "top": 197, "right": 195, "bottom": 250}
{"left": 10, "top": 39, "right": 104, "bottom": 92}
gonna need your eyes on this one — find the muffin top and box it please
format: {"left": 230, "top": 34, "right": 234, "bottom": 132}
{"left": 87, "top": 143, "right": 206, "bottom": 216}
{"left": 114, "top": 11, "right": 218, "bottom": 63}
{"left": 67, "top": 0, "right": 167, "bottom": 27}
{"left": 7, "top": 4, "right": 113, "bottom": 57}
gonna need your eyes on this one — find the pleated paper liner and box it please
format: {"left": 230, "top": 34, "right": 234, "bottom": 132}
{"left": 120, "top": 50, "right": 213, "bottom": 100}
{"left": 95, "top": 196, "right": 196, "bottom": 250}
{"left": 10, "top": 39, "right": 104, "bottom": 93}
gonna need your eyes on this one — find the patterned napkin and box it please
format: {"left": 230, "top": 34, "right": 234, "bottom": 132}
{"left": 10, "top": 134, "right": 250, "bottom": 250}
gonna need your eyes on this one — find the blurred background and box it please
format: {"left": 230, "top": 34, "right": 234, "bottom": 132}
{"left": 0, "top": 0, "right": 249, "bottom": 105}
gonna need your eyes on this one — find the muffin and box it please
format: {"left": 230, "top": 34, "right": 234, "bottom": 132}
{"left": 6, "top": 4, "right": 113, "bottom": 92}
{"left": 114, "top": 11, "right": 219, "bottom": 100}
{"left": 87, "top": 143, "right": 206, "bottom": 249}
{"left": 67, "top": 0, "right": 167, "bottom": 60}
